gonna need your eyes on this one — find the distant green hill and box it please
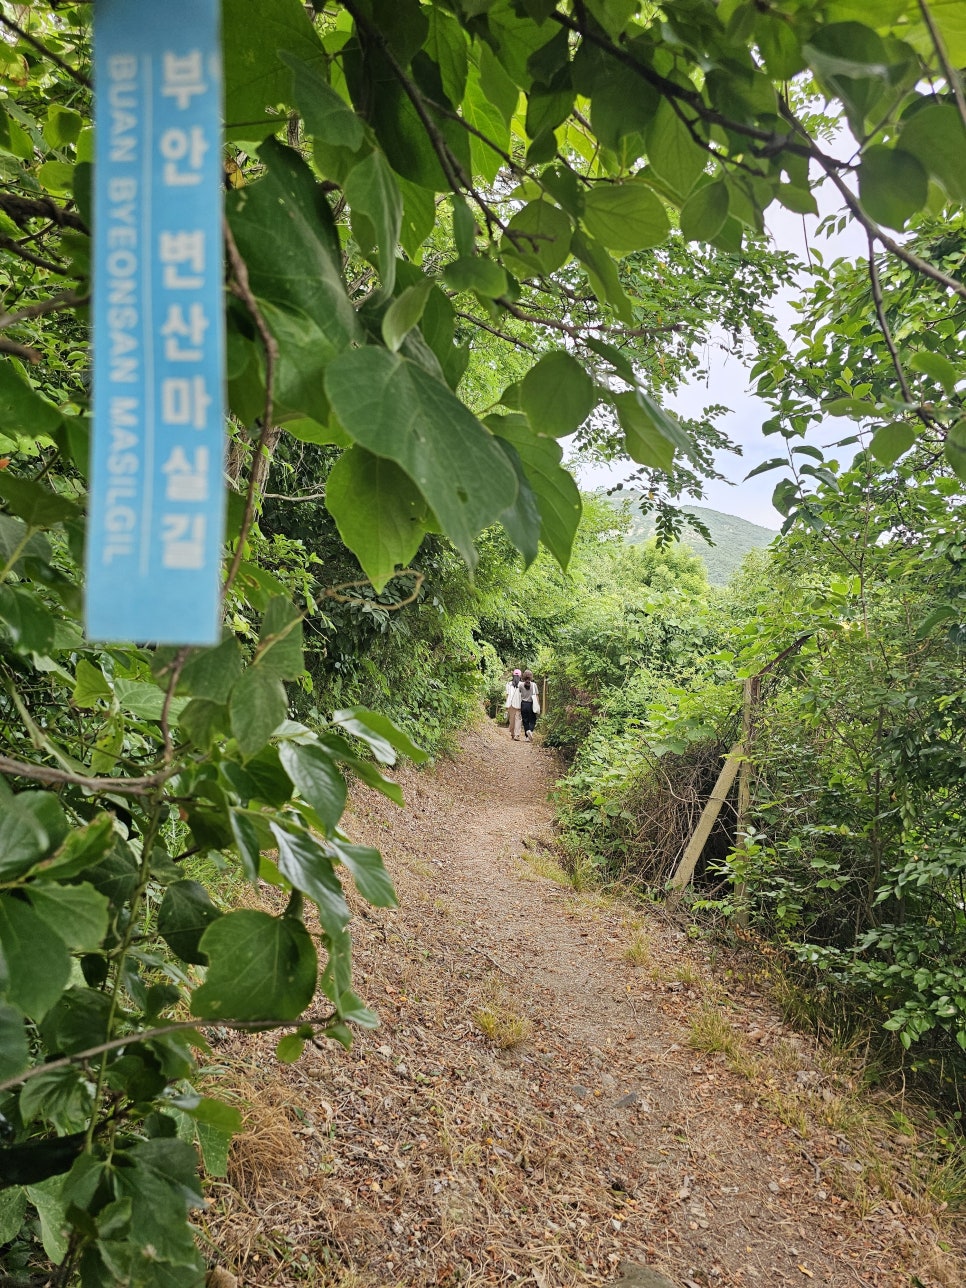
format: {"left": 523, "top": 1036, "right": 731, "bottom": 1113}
{"left": 603, "top": 496, "right": 777, "bottom": 585}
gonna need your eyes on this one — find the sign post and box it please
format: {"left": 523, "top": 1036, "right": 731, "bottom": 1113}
{"left": 87, "top": 0, "right": 225, "bottom": 644}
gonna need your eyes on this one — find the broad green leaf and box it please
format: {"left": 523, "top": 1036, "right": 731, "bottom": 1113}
{"left": 229, "top": 667, "right": 288, "bottom": 760}
{"left": 24, "top": 1175, "right": 70, "bottom": 1264}
{"left": 27, "top": 882, "right": 109, "bottom": 953}
{"left": 487, "top": 413, "right": 582, "bottom": 568}
{"left": 324, "top": 347, "right": 518, "bottom": 567}
{"left": 463, "top": 61, "right": 513, "bottom": 185}
{"left": 178, "top": 638, "right": 244, "bottom": 704}
{"left": 0, "top": 1187, "right": 27, "bottom": 1243}
{"left": 283, "top": 52, "right": 364, "bottom": 150}
{"left": 858, "top": 146, "right": 927, "bottom": 230}
{"left": 494, "top": 436, "right": 542, "bottom": 566}
{"left": 0, "top": 515, "right": 50, "bottom": 571}
{"left": 443, "top": 255, "right": 509, "bottom": 297}
{"left": 588, "top": 62, "right": 656, "bottom": 159}
{"left": 111, "top": 1139, "right": 205, "bottom": 1269}
{"left": 382, "top": 278, "right": 433, "bottom": 353}
{"left": 0, "top": 1003, "right": 28, "bottom": 1082}
{"left": 519, "top": 351, "right": 595, "bottom": 437}
{"left": 179, "top": 698, "right": 230, "bottom": 751}
{"left": 34, "top": 816, "right": 115, "bottom": 885}
{"left": 0, "top": 792, "right": 70, "bottom": 881}
{"left": 426, "top": 6, "right": 469, "bottom": 103}
{"left": 332, "top": 707, "right": 427, "bottom": 765}
{"left": 276, "top": 1032, "right": 306, "bottom": 1063}
{"left": 196, "top": 1122, "right": 233, "bottom": 1178}
{"left": 644, "top": 98, "right": 707, "bottom": 198}
{"left": 945, "top": 419, "right": 966, "bottom": 482}
{"left": 325, "top": 447, "right": 429, "bottom": 591}
{"left": 158, "top": 881, "right": 223, "bottom": 965}
{"left": 278, "top": 740, "right": 348, "bottom": 834}
{"left": 614, "top": 390, "right": 675, "bottom": 471}
{"left": 327, "top": 836, "right": 398, "bottom": 908}
{"left": 909, "top": 350, "right": 959, "bottom": 396}
{"left": 223, "top": 0, "right": 325, "bottom": 132}
{"left": 900, "top": 104, "right": 966, "bottom": 204}
{"left": 112, "top": 679, "right": 190, "bottom": 723}
{"left": 345, "top": 149, "right": 403, "bottom": 295}
{"left": 502, "top": 199, "right": 572, "bottom": 275}
{"left": 255, "top": 597, "right": 304, "bottom": 680}
{"left": 0, "top": 895, "right": 71, "bottom": 1020}
{"left": 71, "top": 658, "right": 112, "bottom": 708}
{"left": 679, "top": 180, "right": 730, "bottom": 242}
{"left": 916, "top": 604, "right": 958, "bottom": 638}
{"left": 398, "top": 176, "right": 437, "bottom": 258}
{"left": 270, "top": 823, "right": 351, "bottom": 935}
{"left": 570, "top": 230, "right": 635, "bottom": 323}
{"left": 226, "top": 138, "right": 360, "bottom": 378}
{"left": 0, "top": 585, "right": 56, "bottom": 654}
{"left": 192, "top": 910, "right": 318, "bottom": 1020}
{"left": 0, "top": 473, "right": 77, "bottom": 527}
{"left": 755, "top": 11, "right": 804, "bottom": 79}
{"left": 581, "top": 181, "right": 670, "bottom": 254}
{"left": 0, "top": 364, "right": 62, "bottom": 438}
{"left": 284, "top": 416, "right": 351, "bottom": 447}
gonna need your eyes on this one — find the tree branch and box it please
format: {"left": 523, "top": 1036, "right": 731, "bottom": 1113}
{"left": 0, "top": 289, "right": 88, "bottom": 331}
{"left": 0, "top": 10, "right": 91, "bottom": 88}
{"left": 223, "top": 217, "right": 280, "bottom": 594}
{"left": 0, "top": 754, "right": 173, "bottom": 796}
{"left": 0, "top": 194, "right": 88, "bottom": 233}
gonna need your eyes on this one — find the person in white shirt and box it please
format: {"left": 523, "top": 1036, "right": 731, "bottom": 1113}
{"left": 519, "top": 669, "right": 540, "bottom": 741}
{"left": 504, "top": 669, "right": 523, "bottom": 740}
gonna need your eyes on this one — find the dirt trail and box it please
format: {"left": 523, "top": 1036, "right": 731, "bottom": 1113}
{"left": 208, "top": 720, "right": 963, "bottom": 1288}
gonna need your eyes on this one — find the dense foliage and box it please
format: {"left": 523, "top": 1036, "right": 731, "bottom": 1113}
{"left": 1, "top": 0, "right": 965, "bottom": 1279}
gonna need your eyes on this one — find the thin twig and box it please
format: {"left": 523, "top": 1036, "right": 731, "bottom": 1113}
{"left": 0, "top": 10, "right": 91, "bottom": 88}
{"left": 0, "top": 753, "right": 173, "bottom": 795}
{"left": 0, "top": 288, "right": 88, "bottom": 330}
{"left": 0, "top": 336, "right": 41, "bottom": 362}
{"left": 223, "top": 217, "right": 279, "bottom": 593}
{"left": 321, "top": 570, "right": 425, "bottom": 609}
{"left": 0, "top": 236, "right": 70, "bottom": 275}
{"left": 263, "top": 489, "right": 328, "bottom": 502}
{"left": 0, "top": 1012, "right": 338, "bottom": 1096}
{"left": 158, "top": 647, "right": 191, "bottom": 765}
{"left": 454, "top": 310, "right": 539, "bottom": 354}
{"left": 866, "top": 232, "right": 917, "bottom": 410}
{"left": 918, "top": 0, "right": 966, "bottom": 134}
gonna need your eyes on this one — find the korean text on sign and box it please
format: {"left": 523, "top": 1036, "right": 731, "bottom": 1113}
{"left": 88, "top": 0, "right": 225, "bottom": 644}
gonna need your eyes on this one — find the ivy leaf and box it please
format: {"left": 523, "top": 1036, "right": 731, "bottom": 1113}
{"left": 331, "top": 707, "right": 427, "bottom": 765}
{"left": 324, "top": 347, "right": 518, "bottom": 567}
{"left": 519, "top": 351, "right": 596, "bottom": 437}
{"left": 270, "top": 823, "right": 351, "bottom": 936}
{"left": 326, "top": 447, "right": 430, "bottom": 592}
{"left": 327, "top": 836, "right": 398, "bottom": 908}
{"left": 581, "top": 181, "right": 669, "bottom": 254}
{"left": 157, "top": 881, "right": 223, "bottom": 965}
{"left": 679, "top": 180, "right": 730, "bottom": 242}
{"left": 192, "top": 910, "right": 318, "bottom": 1020}
{"left": 27, "top": 882, "right": 109, "bottom": 953}
{"left": 229, "top": 667, "right": 288, "bottom": 760}
{"left": 278, "top": 740, "right": 348, "bottom": 834}
{"left": 344, "top": 149, "right": 403, "bottom": 295}
{"left": 0, "top": 895, "right": 71, "bottom": 1020}
{"left": 858, "top": 146, "right": 928, "bottom": 230}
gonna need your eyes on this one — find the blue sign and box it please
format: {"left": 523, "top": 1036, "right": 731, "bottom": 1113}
{"left": 87, "top": 0, "right": 225, "bottom": 644}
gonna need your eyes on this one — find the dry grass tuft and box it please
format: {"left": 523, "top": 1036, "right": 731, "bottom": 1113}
{"left": 622, "top": 931, "right": 652, "bottom": 967}
{"left": 473, "top": 977, "right": 533, "bottom": 1049}
{"left": 688, "top": 1003, "right": 744, "bottom": 1060}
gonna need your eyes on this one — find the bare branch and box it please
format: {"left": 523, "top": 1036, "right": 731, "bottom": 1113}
{"left": 0, "top": 289, "right": 88, "bottom": 331}
{"left": 0, "top": 10, "right": 91, "bottom": 88}
{"left": 0, "top": 754, "right": 173, "bottom": 796}
{"left": 322, "top": 570, "right": 425, "bottom": 610}
{"left": 0, "top": 194, "right": 88, "bottom": 233}
{"left": 223, "top": 217, "right": 280, "bottom": 593}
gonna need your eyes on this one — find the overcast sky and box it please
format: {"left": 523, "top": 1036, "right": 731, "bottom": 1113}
{"left": 574, "top": 194, "right": 868, "bottom": 528}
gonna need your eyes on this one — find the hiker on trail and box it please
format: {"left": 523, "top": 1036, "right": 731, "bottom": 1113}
{"left": 504, "top": 669, "right": 523, "bottom": 740}
{"left": 519, "top": 669, "right": 540, "bottom": 741}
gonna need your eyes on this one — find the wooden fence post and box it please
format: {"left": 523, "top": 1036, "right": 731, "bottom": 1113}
{"left": 667, "top": 745, "right": 742, "bottom": 894}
